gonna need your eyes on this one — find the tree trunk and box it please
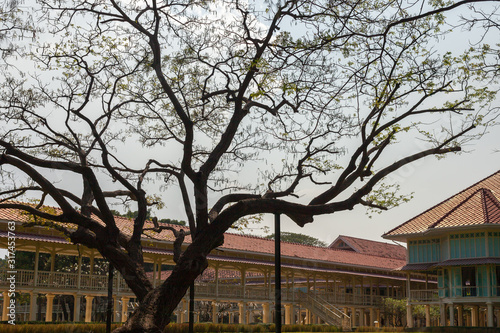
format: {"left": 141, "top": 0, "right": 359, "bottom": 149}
{"left": 113, "top": 231, "right": 222, "bottom": 333}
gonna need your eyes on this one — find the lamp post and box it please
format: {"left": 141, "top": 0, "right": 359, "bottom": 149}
{"left": 275, "top": 213, "right": 282, "bottom": 333}
{"left": 106, "top": 262, "right": 114, "bottom": 333}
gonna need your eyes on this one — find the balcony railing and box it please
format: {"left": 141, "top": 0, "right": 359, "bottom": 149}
{"left": 409, "top": 289, "right": 439, "bottom": 302}
{"left": 0, "top": 269, "right": 388, "bottom": 306}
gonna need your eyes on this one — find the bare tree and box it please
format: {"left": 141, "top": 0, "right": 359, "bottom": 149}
{"left": 0, "top": 0, "right": 498, "bottom": 332}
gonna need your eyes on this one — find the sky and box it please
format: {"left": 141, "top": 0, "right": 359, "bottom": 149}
{"left": 1, "top": 1, "right": 499, "bottom": 257}
{"left": 254, "top": 131, "right": 500, "bottom": 246}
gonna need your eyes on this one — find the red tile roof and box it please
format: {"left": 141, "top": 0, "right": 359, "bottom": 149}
{"left": 329, "top": 235, "right": 406, "bottom": 260}
{"left": 0, "top": 203, "right": 405, "bottom": 271}
{"left": 383, "top": 170, "right": 500, "bottom": 238}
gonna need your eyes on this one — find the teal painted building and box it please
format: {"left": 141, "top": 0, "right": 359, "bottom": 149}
{"left": 384, "top": 171, "right": 500, "bottom": 328}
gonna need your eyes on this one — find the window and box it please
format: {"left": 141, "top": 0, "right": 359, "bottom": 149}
{"left": 408, "top": 239, "right": 440, "bottom": 263}
{"left": 450, "top": 232, "right": 486, "bottom": 259}
{"left": 488, "top": 232, "right": 500, "bottom": 257}
{"left": 496, "top": 266, "right": 500, "bottom": 296}
{"left": 461, "top": 267, "right": 476, "bottom": 297}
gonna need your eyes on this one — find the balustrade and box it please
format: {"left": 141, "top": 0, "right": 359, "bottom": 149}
{"left": 409, "top": 289, "right": 439, "bottom": 302}
{"left": 1, "top": 269, "right": 387, "bottom": 306}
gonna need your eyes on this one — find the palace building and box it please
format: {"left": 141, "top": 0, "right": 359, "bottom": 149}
{"left": 0, "top": 170, "right": 498, "bottom": 328}
{"left": 383, "top": 170, "right": 500, "bottom": 328}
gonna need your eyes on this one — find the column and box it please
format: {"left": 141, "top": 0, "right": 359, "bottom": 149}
{"left": 152, "top": 258, "right": 157, "bottom": 287}
{"left": 176, "top": 309, "right": 181, "bottom": 323}
{"left": 406, "top": 304, "right": 413, "bottom": 328}
{"left": 350, "top": 307, "right": 356, "bottom": 327}
{"left": 229, "top": 312, "right": 234, "bottom": 324}
{"left": 343, "top": 307, "right": 349, "bottom": 328}
{"left": 113, "top": 296, "right": 119, "bottom": 322}
{"left": 89, "top": 252, "right": 95, "bottom": 275}
{"left": 449, "top": 303, "right": 455, "bottom": 326}
{"left": 359, "top": 309, "right": 364, "bottom": 326}
{"left": 181, "top": 299, "right": 188, "bottom": 323}
{"left": 45, "top": 294, "right": 55, "bottom": 322}
{"left": 425, "top": 305, "right": 431, "bottom": 327}
{"left": 2, "top": 291, "right": 10, "bottom": 321}
{"left": 238, "top": 302, "right": 246, "bottom": 324}
{"left": 471, "top": 305, "right": 479, "bottom": 326}
{"left": 76, "top": 255, "right": 82, "bottom": 290}
{"left": 285, "top": 304, "right": 292, "bottom": 325}
{"left": 212, "top": 301, "right": 217, "bottom": 324}
{"left": 262, "top": 302, "right": 271, "bottom": 324}
{"left": 440, "top": 303, "right": 446, "bottom": 326}
{"left": 85, "top": 295, "right": 94, "bottom": 323}
{"left": 74, "top": 294, "right": 81, "bottom": 322}
{"left": 241, "top": 269, "right": 247, "bottom": 299}
{"left": 29, "top": 292, "right": 37, "bottom": 321}
{"left": 487, "top": 303, "right": 494, "bottom": 327}
{"left": 34, "top": 246, "right": 40, "bottom": 287}
{"left": 121, "top": 297, "right": 129, "bottom": 323}
{"left": 369, "top": 308, "right": 375, "bottom": 327}
{"left": 214, "top": 266, "right": 219, "bottom": 298}
{"left": 457, "top": 305, "right": 463, "bottom": 326}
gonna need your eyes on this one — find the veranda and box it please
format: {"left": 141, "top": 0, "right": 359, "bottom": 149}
{"left": 0, "top": 219, "right": 430, "bottom": 329}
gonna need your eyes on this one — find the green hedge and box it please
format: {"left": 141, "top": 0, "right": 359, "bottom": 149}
{"left": 0, "top": 323, "right": 342, "bottom": 333}
{"left": 405, "top": 327, "right": 500, "bottom": 333}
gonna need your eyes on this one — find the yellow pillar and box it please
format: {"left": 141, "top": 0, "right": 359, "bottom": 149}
{"left": 263, "top": 302, "right": 270, "bottom": 324}
{"left": 457, "top": 305, "right": 463, "bottom": 326}
{"left": 212, "top": 301, "right": 217, "bottom": 324}
{"left": 121, "top": 297, "right": 129, "bottom": 323}
{"left": 84, "top": 295, "right": 94, "bottom": 323}
{"left": 466, "top": 311, "right": 471, "bottom": 326}
{"left": 181, "top": 299, "right": 187, "bottom": 323}
{"left": 113, "top": 296, "right": 119, "bottom": 322}
{"left": 350, "top": 307, "right": 356, "bottom": 327}
{"left": 238, "top": 302, "right": 246, "bottom": 324}
{"left": 284, "top": 304, "right": 291, "bottom": 325}
{"left": 45, "top": 294, "right": 55, "bottom": 322}
{"left": 471, "top": 305, "right": 479, "bottom": 326}
{"left": 2, "top": 291, "right": 11, "bottom": 321}
{"left": 406, "top": 304, "right": 413, "bottom": 328}
{"left": 425, "top": 305, "right": 431, "bottom": 327}
{"left": 369, "top": 308, "right": 375, "bottom": 327}
{"left": 30, "top": 292, "right": 37, "bottom": 321}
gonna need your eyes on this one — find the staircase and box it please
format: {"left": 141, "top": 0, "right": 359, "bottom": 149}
{"left": 298, "top": 291, "right": 352, "bottom": 331}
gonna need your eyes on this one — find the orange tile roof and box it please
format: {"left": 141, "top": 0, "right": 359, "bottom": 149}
{"left": 383, "top": 170, "right": 500, "bottom": 238}
{"left": 329, "top": 235, "right": 406, "bottom": 260}
{"left": 0, "top": 203, "right": 405, "bottom": 271}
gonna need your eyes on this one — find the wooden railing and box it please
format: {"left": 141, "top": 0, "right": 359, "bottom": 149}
{"left": 409, "top": 289, "right": 439, "bottom": 302}
{"left": 298, "top": 291, "right": 351, "bottom": 331}
{"left": 0, "top": 269, "right": 386, "bottom": 306}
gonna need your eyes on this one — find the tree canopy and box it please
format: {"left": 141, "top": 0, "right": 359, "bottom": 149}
{"left": 265, "top": 232, "right": 327, "bottom": 247}
{"left": 0, "top": 0, "right": 499, "bottom": 332}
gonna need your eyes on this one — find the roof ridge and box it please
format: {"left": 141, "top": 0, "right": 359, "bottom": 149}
{"left": 383, "top": 169, "right": 500, "bottom": 236}
{"left": 325, "top": 244, "right": 404, "bottom": 260}
{"left": 340, "top": 235, "right": 403, "bottom": 247}
{"left": 482, "top": 188, "right": 500, "bottom": 224}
